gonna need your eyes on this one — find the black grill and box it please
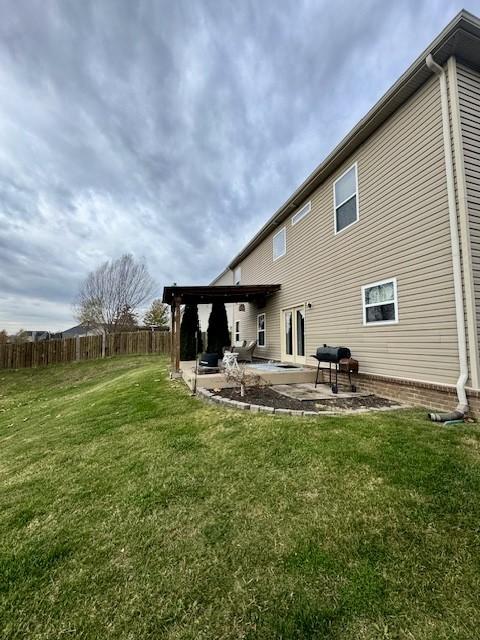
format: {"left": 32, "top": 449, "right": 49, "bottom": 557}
{"left": 314, "top": 345, "right": 351, "bottom": 363}
{"left": 311, "top": 344, "right": 358, "bottom": 393}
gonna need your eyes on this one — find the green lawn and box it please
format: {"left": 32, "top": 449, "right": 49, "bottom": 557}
{"left": 0, "top": 356, "right": 479, "bottom": 639}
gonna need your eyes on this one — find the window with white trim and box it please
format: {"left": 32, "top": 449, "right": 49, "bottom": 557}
{"left": 257, "top": 313, "right": 266, "bottom": 346}
{"left": 292, "top": 201, "right": 311, "bottom": 225}
{"left": 273, "top": 227, "right": 286, "bottom": 260}
{"left": 234, "top": 266, "right": 241, "bottom": 285}
{"left": 334, "top": 163, "right": 358, "bottom": 233}
{"left": 362, "top": 278, "right": 398, "bottom": 325}
{"left": 235, "top": 320, "right": 240, "bottom": 343}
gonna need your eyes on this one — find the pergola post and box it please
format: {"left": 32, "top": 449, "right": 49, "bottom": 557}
{"left": 174, "top": 295, "right": 182, "bottom": 373}
{"left": 170, "top": 302, "right": 176, "bottom": 372}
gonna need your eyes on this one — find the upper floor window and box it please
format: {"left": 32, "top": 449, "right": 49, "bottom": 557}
{"left": 234, "top": 266, "right": 241, "bottom": 285}
{"left": 273, "top": 227, "right": 286, "bottom": 261}
{"left": 257, "top": 313, "right": 266, "bottom": 346}
{"left": 334, "top": 163, "right": 358, "bottom": 234}
{"left": 362, "top": 278, "right": 398, "bottom": 325}
{"left": 292, "top": 201, "right": 311, "bottom": 226}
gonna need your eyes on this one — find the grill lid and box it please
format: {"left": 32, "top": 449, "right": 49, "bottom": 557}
{"left": 315, "top": 344, "right": 351, "bottom": 363}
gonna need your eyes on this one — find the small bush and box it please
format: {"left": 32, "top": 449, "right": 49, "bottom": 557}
{"left": 224, "top": 364, "right": 265, "bottom": 397}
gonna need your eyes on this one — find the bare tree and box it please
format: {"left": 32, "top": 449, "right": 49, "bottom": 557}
{"left": 224, "top": 364, "right": 265, "bottom": 397}
{"left": 74, "top": 254, "right": 155, "bottom": 334}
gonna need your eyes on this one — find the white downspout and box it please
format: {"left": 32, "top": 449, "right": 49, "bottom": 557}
{"left": 426, "top": 54, "right": 468, "bottom": 413}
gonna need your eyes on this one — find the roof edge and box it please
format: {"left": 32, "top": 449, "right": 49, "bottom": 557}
{"left": 209, "top": 266, "right": 231, "bottom": 286}
{"left": 228, "top": 9, "right": 480, "bottom": 268}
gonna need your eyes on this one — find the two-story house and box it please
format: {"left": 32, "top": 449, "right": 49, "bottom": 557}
{"left": 164, "top": 10, "right": 480, "bottom": 415}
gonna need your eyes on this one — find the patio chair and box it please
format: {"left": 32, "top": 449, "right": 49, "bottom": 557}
{"left": 232, "top": 340, "right": 257, "bottom": 363}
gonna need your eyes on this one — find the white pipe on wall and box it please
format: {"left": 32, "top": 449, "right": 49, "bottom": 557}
{"left": 426, "top": 54, "right": 468, "bottom": 412}
{"left": 446, "top": 56, "right": 480, "bottom": 389}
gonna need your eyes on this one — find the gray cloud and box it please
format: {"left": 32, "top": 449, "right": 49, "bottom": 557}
{"left": 0, "top": 0, "right": 470, "bottom": 330}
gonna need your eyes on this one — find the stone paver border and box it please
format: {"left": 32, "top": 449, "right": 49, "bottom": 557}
{"left": 195, "top": 386, "right": 407, "bottom": 416}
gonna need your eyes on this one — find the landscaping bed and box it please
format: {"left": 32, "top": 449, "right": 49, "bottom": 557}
{"left": 217, "top": 385, "right": 400, "bottom": 412}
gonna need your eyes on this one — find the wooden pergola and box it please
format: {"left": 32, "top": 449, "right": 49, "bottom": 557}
{"left": 162, "top": 284, "right": 281, "bottom": 373}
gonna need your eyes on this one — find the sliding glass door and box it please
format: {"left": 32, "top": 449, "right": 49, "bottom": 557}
{"left": 282, "top": 305, "right": 306, "bottom": 364}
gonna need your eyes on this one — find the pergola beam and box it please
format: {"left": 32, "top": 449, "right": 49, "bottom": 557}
{"left": 162, "top": 284, "right": 281, "bottom": 306}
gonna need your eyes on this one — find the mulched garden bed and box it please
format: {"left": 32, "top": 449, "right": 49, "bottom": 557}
{"left": 217, "top": 386, "right": 400, "bottom": 412}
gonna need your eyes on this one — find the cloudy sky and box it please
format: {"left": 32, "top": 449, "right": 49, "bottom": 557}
{"left": 0, "top": 0, "right": 477, "bottom": 331}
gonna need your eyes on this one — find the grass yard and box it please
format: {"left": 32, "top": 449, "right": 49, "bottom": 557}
{"left": 1, "top": 356, "right": 479, "bottom": 639}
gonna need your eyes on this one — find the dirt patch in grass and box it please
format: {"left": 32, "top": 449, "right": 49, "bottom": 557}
{"left": 217, "top": 386, "right": 400, "bottom": 412}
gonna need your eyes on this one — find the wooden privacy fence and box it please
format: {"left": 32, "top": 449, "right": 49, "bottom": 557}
{"left": 0, "top": 331, "right": 171, "bottom": 370}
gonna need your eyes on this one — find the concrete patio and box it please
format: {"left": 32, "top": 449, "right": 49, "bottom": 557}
{"left": 180, "top": 361, "right": 369, "bottom": 399}
{"left": 181, "top": 360, "right": 318, "bottom": 390}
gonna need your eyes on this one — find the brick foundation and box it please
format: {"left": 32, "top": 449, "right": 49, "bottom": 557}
{"left": 321, "top": 369, "right": 480, "bottom": 417}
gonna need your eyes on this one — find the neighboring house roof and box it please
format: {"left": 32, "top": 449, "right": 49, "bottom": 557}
{"left": 35, "top": 332, "right": 50, "bottom": 341}
{"left": 60, "top": 324, "right": 168, "bottom": 337}
{"left": 227, "top": 9, "right": 480, "bottom": 269}
{"left": 61, "top": 324, "right": 100, "bottom": 337}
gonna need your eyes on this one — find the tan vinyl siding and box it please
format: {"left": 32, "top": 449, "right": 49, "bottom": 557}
{"left": 238, "top": 74, "right": 460, "bottom": 385}
{"left": 212, "top": 269, "right": 234, "bottom": 286}
{"left": 457, "top": 63, "right": 480, "bottom": 368}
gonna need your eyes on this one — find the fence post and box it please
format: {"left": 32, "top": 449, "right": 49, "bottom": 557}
{"left": 101, "top": 331, "right": 106, "bottom": 358}
{"left": 76, "top": 335, "right": 81, "bottom": 361}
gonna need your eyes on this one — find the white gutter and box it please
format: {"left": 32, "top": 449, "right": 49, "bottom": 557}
{"left": 446, "top": 56, "right": 480, "bottom": 389}
{"left": 426, "top": 53, "right": 468, "bottom": 412}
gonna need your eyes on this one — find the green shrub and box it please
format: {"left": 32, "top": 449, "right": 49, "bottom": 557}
{"left": 180, "top": 304, "right": 203, "bottom": 360}
{"left": 206, "top": 302, "right": 230, "bottom": 357}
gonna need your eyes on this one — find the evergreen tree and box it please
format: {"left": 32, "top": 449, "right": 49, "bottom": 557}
{"left": 207, "top": 302, "right": 230, "bottom": 357}
{"left": 180, "top": 304, "right": 203, "bottom": 360}
{"left": 144, "top": 299, "right": 169, "bottom": 327}
{"left": 117, "top": 305, "right": 138, "bottom": 331}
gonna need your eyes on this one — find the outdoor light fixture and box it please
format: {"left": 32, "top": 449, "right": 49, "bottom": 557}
{"left": 238, "top": 303, "right": 246, "bottom": 312}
